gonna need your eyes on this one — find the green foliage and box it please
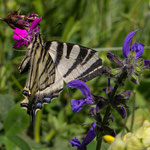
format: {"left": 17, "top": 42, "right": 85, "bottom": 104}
{"left": 0, "top": 0, "right": 150, "bottom": 149}
{"left": 4, "top": 135, "right": 30, "bottom": 150}
{"left": 4, "top": 104, "right": 30, "bottom": 135}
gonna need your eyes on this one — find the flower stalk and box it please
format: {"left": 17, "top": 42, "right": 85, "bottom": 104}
{"left": 96, "top": 67, "right": 128, "bottom": 150}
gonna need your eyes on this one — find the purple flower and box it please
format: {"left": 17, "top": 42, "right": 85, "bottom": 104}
{"left": 116, "top": 106, "right": 127, "bottom": 119}
{"left": 69, "top": 137, "right": 81, "bottom": 148}
{"left": 123, "top": 30, "right": 144, "bottom": 59}
{"left": 67, "top": 80, "right": 93, "bottom": 113}
{"left": 13, "top": 17, "right": 42, "bottom": 48}
{"left": 107, "top": 52, "right": 123, "bottom": 66}
{"left": 102, "top": 78, "right": 112, "bottom": 96}
{"left": 69, "top": 123, "right": 96, "bottom": 150}
{"left": 107, "top": 30, "right": 150, "bottom": 84}
{"left": 144, "top": 60, "right": 150, "bottom": 69}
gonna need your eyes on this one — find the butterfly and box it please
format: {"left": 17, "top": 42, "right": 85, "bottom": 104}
{"left": 19, "top": 33, "right": 103, "bottom": 121}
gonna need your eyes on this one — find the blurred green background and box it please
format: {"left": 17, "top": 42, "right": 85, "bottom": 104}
{"left": 0, "top": 0, "right": 150, "bottom": 149}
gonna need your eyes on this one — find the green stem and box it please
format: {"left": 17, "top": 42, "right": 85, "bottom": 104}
{"left": 34, "top": 110, "right": 42, "bottom": 142}
{"left": 130, "top": 90, "right": 136, "bottom": 132}
{"left": 96, "top": 137, "right": 102, "bottom": 150}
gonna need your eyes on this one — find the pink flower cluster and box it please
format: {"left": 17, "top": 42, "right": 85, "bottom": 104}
{"left": 13, "top": 16, "right": 42, "bottom": 48}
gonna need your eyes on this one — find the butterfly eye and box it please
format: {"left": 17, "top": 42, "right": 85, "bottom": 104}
{"left": 43, "top": 97, "right": 51, "bottom": 103}
{"left": 20, "top": 103, "right": 29, "bottom": 108}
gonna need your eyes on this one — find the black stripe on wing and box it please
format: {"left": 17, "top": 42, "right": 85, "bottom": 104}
{"left": 55, "top": 42, "right": 64, "bottom": 67}
{"left": 42, "top": 42, "right": 51, "bottom": 62}
{"left": 77, "top": 65, "right": 103, "bottom": 82}
{"left": 81, "top": 50, "right": 96, "bottom": 65}
{"left": 19, "top": 56, "right": 30, "bottom": 74}
{"left": 66, "top": 43, "right": 74, "bottom": 59}
{"left": 63, "top": 45, "right": 88, "bottom": 78}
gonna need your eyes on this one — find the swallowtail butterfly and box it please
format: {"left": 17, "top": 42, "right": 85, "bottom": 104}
{"left": 20, "top": 33, "right": 103, "bottom": 121}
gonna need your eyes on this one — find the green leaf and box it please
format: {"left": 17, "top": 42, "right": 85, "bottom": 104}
{"left": 136, "top": 58, "right": 144, "bottom": 67}
{"left": 110, "top": 68, "right": 120, "bottom": 76}
{"left": 131, "top": 74, "right": 139, "bottom": 84}
{"left": 4, "top": 135, "right": 30, "bottom": 150}
{"left": 0, "top": 94, "right": 15, "bottom": 122}
{"left": 136, "top": 66, "right": 142, "bottom": 73}
{"left": 4, "top": 103, "right": 30, "bottom": 135}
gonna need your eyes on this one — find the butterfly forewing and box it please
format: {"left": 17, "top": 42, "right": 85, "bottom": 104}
{"left": 48, "top": 41, "right": 103, "bottom": 82}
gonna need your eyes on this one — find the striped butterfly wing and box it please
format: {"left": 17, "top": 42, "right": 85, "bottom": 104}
{"left": 47, "top": 41, "right": 103, "bottom": 82}
{"left": 20, "top": 35, "right": 63, "bottom": 116}
{"left": 20, "top": 34, "right": 103, "bottom": 119}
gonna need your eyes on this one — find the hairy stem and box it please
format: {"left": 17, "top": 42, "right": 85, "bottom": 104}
{"left": 96, "top": 67, "right": 128, "bottom": 150}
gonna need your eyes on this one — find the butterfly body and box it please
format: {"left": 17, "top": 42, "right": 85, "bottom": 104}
{"left": 20, "top": 33, "right": 103, "bottom": 119}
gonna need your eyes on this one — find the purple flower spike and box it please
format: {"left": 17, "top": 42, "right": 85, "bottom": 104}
{"left": 123, "top": 29, "right": 145, "bottom": 59}
{"left": 67, "top": 80, "right": 93, "bottom": 113}
{"left": 117, "top": 106, "right": 127, "bottom": 118}
{"left": 80, "top": 122, "right": 96, "bottom": 149}
{"left": 123, "top": 31, "right": 136, "bottom": 58}
{"left": 71, "top": 99, "right": 86, "bottom": 113}
{"left": 144, "top": 60, "right": 150, "bottom": 69}
{"left": 108, "top": 115, "right": 114, "bottom": 122}
{"left": 69, "top": 137, "right": 81, "bottom": 148}
{"left": 69, "top": 123, "right": 96, "bottom": 150}
{"left": 89, "top": 107, "right": 96, "bottom": 116}
{"left": 107, "top": 52, "right": 123, "bottom": 66}
{"left": 107, "top": 52, "right": 115, "bottom": 62}
{"left": 67, "top": 80, "right": 92, "bottom": 99}
{"left": 131, "top": 43, "right": 144, "bottom": 59}
{"left": 103, "top": 78, "right": 113, "bottom": 96}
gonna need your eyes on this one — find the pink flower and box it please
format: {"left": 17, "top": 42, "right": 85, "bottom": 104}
{"left": 13, "top": 17, "right": 42, "bottom": 48}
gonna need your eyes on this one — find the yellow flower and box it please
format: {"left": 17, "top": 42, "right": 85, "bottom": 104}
{"left": 104, "top": 135, "right": 115, "bottom": 144}
{"left": 108, "top": 120, "right": 150, "bottom": 150}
